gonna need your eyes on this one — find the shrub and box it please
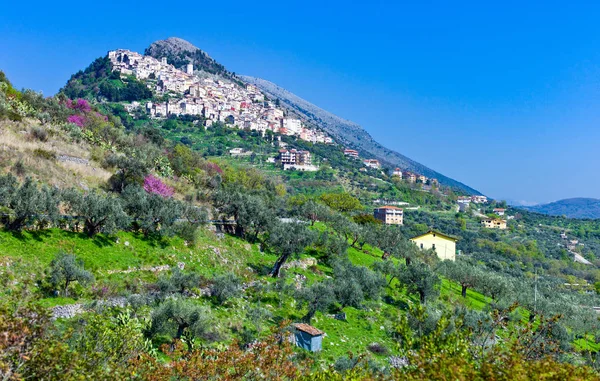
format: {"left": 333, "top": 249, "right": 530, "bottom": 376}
{"left": 29, "top": 126, "right": 48, "bottom": 142}
{"left": 210, "top": 273, "right": 242, "bottom": 304}
{"left": 33, "top": 148, "right": 56, "bottom": 161}
{"left": 143, "top": 174, "right": 174, "bottom": 198}
{"left": 367, "top": 342, "right": 389, "bottom": 355}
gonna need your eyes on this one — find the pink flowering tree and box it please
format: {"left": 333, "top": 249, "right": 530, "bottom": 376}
{"left": 68, "top": 99, "right": 91, "bottom": 113}
{"left": 67, "top": 114, "right": 86, "bottom": 127}
{"left": 143, "top": 175, "right": 174, "bottom": 198}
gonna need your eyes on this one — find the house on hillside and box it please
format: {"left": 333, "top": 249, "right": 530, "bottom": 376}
{"left": 363, "top": 159, "right": 381, "bottom": 169}
{"left": 493, "top": 208, "right": 506, "bottom": 216}
{"left": 471, "top": 195, "right": 488, "bottom": 204}
{"left": 404, "top": 172, "right": 417, "bottom": 183}
{"left": 481, "top": 218, "right": 507, "bottom": 230}
{"left": 293, "top": 323, "right": 324, "bottom": 352}
{"left": 392, "top": 168, "right": 403, "bottom": 178}
{"left": 343, "top": 148, "right": 359, "bottom": 159}
{"left": 373, "top": 206, "right": 404, "bottom": 225}
{"left": 410, "top": 230, "right": 458, "bottom": 261}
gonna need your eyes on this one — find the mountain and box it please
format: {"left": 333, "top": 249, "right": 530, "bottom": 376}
{"left": 521, "top": 198, "right": 600, "bottom": 219}
{"left": 145, "top": 37, "right": 234, "bottom": 79}
{"left": 240, "top": 76, "right": 481, "bottom": 195}
{"left": 67, "top": 36, "right": 481, "bottom": 195}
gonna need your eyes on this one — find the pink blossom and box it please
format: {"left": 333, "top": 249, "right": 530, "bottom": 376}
{"left": 67, "top": 99, "right": 91, "bottom": 113}
{"left": 95, "top": 112, "right": 108, "bottom": 121}
{"left": 205, "top": 162, "right": 223, "bottom": 175}
{"left": 67, "top": 114, "right": 86, "bottom": 127}
{"left": 143, "top": 175, "right": 174, "bottom": 198}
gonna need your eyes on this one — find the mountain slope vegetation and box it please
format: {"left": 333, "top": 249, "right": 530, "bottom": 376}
{"left": 2, "top": 42, "right": 600, "bottom": 379}
{"left": 522, "top": 197, "right": 600, "bottom": 219}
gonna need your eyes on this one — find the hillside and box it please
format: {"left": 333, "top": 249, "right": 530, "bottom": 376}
{"left": 240, "top": 75, "right": 481, "bottom": 195}
{"left": 522, "top": 198, "right": 600, "bottom": 219}
{"left": 4, "top": 44, "right": 600, "bottom": 379}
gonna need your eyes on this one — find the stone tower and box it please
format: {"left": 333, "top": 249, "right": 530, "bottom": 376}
{"left": 186, "top": 63, "right": 194, "bottom": 75}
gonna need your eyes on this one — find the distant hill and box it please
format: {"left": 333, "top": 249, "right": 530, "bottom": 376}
{"left": 240, "top": 76, "right": 481, "bottom": 195}
{"left": 521, "top": 198, "right": 600, "bottom": 219}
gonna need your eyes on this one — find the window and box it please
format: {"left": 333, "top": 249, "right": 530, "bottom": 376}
{"left": 432, "top": 244, "right": 436, "bottom": 251}
{"left": 420, "top": 243, "right": 423, "bottom": 249}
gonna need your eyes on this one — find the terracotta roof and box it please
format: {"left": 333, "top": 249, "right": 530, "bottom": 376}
{"left": 294, "top": 323, "right": 324, "bottom": 336}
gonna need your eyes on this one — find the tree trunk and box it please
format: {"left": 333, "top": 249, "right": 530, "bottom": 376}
{"left": 64, "top": 280, "right": 70, "bottom": 297}
{"left": 461, "top": 285, "right": 468, "bottom": 298}
{"left": 271, "top": 254, "right": 289, "bottom": 278}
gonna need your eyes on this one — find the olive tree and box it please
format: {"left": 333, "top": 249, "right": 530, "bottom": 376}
{"left": 63, "top": 189, "right": 129, "bottom": 237}
{"left": 295, "top": 281, "right": 336, "bottom": 323}
{"left": 0, "top": 176, "right": 59, "bottom": 231}
{"left": 48, "top": 252, "right": 94, "bottom": 296}
{"left": 149, "top": 299, "right": 214, "bottom": 346}
{"left": 398, "top": 261, "right": 440, "bottom": 303}
{"left": 268, "top": 221, "right": 317, "bottom": 277}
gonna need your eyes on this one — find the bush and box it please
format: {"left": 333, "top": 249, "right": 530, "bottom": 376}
{"left": 29, "top": 126, "right": 48, "bottom": 142}
{"left": 33, "top": 148, "right": 56, "bottom": 161}
{"left": 367, "top": 342, "right": 389, "bottom": 355}
{"left": 210, "top": 273, "right": 242, "bottom": 304}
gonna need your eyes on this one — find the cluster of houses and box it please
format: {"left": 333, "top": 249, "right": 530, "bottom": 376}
{"left": 108, "top": 49, "right": 332, "bottom": 144}
{"left": 391, "top": 168, "right": 439, "bottom": 186}
{"left": 457, "top": 195, "right": 489, "bottom": 212}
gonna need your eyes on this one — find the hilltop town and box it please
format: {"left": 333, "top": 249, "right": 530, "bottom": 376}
{"left": 108, "top": 49, "right": 332, "bottom": 144}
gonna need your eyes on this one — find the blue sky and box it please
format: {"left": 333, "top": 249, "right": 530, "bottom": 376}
{"left": 2, "top": 1, "right": 600, "bottom": 204}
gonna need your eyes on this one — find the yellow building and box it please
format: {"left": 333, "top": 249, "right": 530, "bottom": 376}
{"left": 481, "top": 218, "right": 507, "bottom": 230}
{"left": 410, "top": 230, "right": 458, "bottom": 261}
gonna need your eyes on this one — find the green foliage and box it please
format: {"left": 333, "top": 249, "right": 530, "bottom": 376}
{"left": 210, "top": 272, "right": 242, "bottom": 304}
{"left": 0, "top": 175, "right": 59, "bottom": 231}
{"left": 398, "top": 261, "right": 440, "bottom": 303}
{"left": 122, "top": 185, "right": 182, "bottom": 236}
{"left": 63, "top": 189, "right": 129, "bottom": 236}
{"left": 331, "top": 259, "right": 385, "bottom": 308}
{"left": 320, "top": 192, "right": 363, "bottom": 213}
{"left": 268, "top": 221, "right": 318, "bottom": 277}
{"left": 295, "top": 281, "right": 336, "bottom": 323}
{"left": 48, "top": 252, "right": 94, "bottom": 296}
{"left": 149, "top": 299, "right": 214, "bottom": 343}
{"left": 61, "top": 56, "right": 153, "bottom": 101}
{"left": 156, "top": 267, "right": 202, "bottom": 294}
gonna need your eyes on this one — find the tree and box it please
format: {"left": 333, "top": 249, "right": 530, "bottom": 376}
{"left": 331, "top": 260, "right": 385, "bottom": 308}
{"left": 295, "top": 281, "right": 336, "bottom": 323}
{"left": 438, "top": 260, "right": 482, "bottom": 298}
{"left": 0, "top": 176, "right": 59, "bottom": 231}
{"left": 319, "top": 193, "right": 362, "bottom": 213}
{"left": 149, "top": 299, "right": 214, "bottom": 346}
{"left": 106, "top": 153, "right": 150, "bottom": 193}
{"left": 210, "top": 273, "right": 242, "bottom": 304}
{"left": 122, "top": 185, "right": 182, "bottom": 237}
{"left": 398, "top": 262, "right": 440, "bottom": 303}
{"left": 298, "top": 199, "right": 331, "bottom": 226}
{"left": 156, "top": 267, "right": 202, "bottom": 294}
{"left": 268, "top": 222, "right": 317, "bottom": 277}
{"left": 214, "top": 188, "right": 276, "bottom": 240}
{"left": 48, "top": 252, "right": 94, "bottom": 296}
{"left": 63, "top": 189, "right": 129, "bottom": 236}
